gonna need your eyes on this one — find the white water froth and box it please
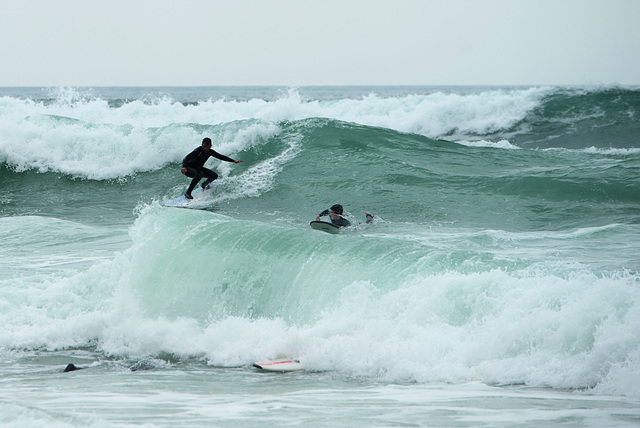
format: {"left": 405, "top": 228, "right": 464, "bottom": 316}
{"left": 1, "top": 210, "right": 639, "bottom": 397}
{"left": 3, "top": 255, "right": 639, "bottom": 396}
{"left": 0, "top": 87, "right": 551, "bottom": 179}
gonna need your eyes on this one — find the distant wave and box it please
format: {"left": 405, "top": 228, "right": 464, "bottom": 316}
{"left": 2, "top": 87, "right": 638, "bottom": 179}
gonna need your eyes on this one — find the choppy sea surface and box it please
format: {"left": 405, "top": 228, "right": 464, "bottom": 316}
{"left": 1, "top": 85, "right": 639, "bottom": 427}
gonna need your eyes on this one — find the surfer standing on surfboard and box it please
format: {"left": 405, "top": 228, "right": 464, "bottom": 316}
{"left": 181, "top": 137, "right": 244, "bottom": 199}
{"left": 315, "top": 204, "right": 374, "bottom": 227}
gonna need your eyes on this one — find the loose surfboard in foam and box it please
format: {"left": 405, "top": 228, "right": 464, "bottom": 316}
{"left": 253, "top": 358, "right": 304, "bottom": 372}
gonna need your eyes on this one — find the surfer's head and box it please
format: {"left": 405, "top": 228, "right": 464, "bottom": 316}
{"left": 201, "top": 137, "right": 212, "bottom": 152}
{"left": 330, "top": 204, "right": 343, "bottom": 215}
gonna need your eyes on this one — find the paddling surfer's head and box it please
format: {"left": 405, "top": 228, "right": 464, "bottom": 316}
{"left": 329, "top": 204, "right": 344, "bottom": 220}
{"left": 330, "top": 204, "right": 343, "bottom": 215}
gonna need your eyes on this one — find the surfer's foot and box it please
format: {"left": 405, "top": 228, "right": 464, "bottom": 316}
{"left": 201, "top": 182, "right": 211, "bottom": 190}
{"left": 185, "top": 193, "right": 193, "bottom": 200}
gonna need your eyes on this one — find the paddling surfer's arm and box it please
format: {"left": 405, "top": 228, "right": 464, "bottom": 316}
{"left": 316, "top": 209, "right": 330, "bottom": 221}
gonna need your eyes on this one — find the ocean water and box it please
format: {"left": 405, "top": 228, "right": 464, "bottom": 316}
{"left": 1, "top": 85, "right": 639, "bottom": 427}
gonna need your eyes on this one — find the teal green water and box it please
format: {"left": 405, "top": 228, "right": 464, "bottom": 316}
{"left": 1, "top": 86, "right": 639, "bottom": 426}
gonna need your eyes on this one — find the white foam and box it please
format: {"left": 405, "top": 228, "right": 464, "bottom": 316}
{"left": 0, "top": 87, "right": 551, "bottom": 179}
{"left": 1, "top": 210, "right": 639, "bottom": 398}
{"left": 581, "top": 146, "right": 640, "bottom": 155}
{"left": 456, "top": 139, "right": 520, "bottom": 149}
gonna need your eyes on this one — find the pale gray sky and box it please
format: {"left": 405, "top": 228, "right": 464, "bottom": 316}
{"left": 2, "top": 0, "right": 639, "bottom": 86}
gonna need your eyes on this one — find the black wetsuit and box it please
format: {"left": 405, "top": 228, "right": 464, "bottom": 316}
{"left": 318, "top": 209, "right": 352, "bottom": 227}
{"left": 182, "top": 146, "right": 236, "bottom": 195}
